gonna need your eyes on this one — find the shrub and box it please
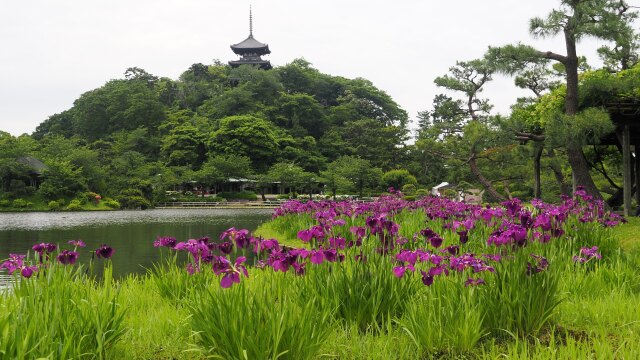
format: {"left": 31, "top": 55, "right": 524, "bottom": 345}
{"left": 84, "top": 191, "right": 100, "bottom": 202}
{"left": 277, "top": 193, "right": 293, "bottom": 200}
{"left": 66, "top": 199, "right": 83, "bottom": 211}
{"left": 103, "top": 198, "right": 121, "bottom": 209}
{"left": 402, "top": 184, "right": 417, "bottom": 196}
{"left": 48, "top": 200, "right": 61, "bottom": 211}
{"left": 217, "top": 191, "right": 258, "bottom": 201}
{"left": 415, "top": 188, "right": 430, "bottom": 199}
{"left": 11, "top": 198, "right": 31, "bottom": 208}
{"left": 0, "top": 199, "right": 10, "bottom": 208}
{"left": 119, "top": 196, "right": 151, "bottom": 210}
{"left": 382, "top": 169, "right": 418, "bottom": 190}
{"left": 117, "top": 189, "right": 152, "bottom": 209}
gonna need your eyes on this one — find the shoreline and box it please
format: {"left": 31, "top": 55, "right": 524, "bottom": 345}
{"left": 0, "top": 202, "right": 282, "bottom": 213}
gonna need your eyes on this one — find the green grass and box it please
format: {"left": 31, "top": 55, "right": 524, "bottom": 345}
{"left": 613, "top": 216, "right": 640, "bottom": 250}
{"left": 253, "top": 221, "right": 304, "bottom": 248}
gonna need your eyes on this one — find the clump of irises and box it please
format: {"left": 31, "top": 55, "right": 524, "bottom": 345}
{"left": 151, "top": 188, "right": 622, "bottom": 290}
{"left": 0, "top": 240, "right": 114, "bottom": 279}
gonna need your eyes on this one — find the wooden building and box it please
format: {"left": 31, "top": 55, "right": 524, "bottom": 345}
{"left": 228, "top": 6, "right": 272, "bottom": 70}
{"left": 602, "top": 99, "right": 640, "bottom": 216}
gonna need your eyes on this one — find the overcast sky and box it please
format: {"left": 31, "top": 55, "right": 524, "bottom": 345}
{"left": 0, "top": 0, "right": 624, "bottom": 136}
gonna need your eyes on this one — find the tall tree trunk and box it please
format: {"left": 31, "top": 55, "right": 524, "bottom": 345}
{"left": 546, "top": 149, "right": 571, "bottom": 195}
{"left": 503, "top": 180, "right": 513, "bottom": 200}
{"left": 563, "top": 30, "right": 603, "bottom": 200}
{"left": 533, "top": 143, "right": 543, "bottom": 198}
{"left": 469, "top": 154, "right": 507, "bottom": 202}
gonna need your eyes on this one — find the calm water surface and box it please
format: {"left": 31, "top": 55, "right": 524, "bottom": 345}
{"left": 0, "top": 209, "right": 272, "bottom": 277}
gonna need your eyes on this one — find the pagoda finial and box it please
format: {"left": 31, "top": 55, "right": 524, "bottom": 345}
{"left": 249, "top": 4, "right": 253, "bottom": 36}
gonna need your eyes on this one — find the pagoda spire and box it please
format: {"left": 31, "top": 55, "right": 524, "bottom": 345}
{"left": 249, "top": 4, "right": 253, "bottom": 36}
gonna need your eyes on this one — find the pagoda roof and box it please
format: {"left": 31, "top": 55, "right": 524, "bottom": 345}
{"left": 231, "top": 35, "right": 270, "bottom": 54}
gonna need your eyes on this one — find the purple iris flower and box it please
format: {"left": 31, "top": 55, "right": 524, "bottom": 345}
{"left": 323, "top": 249, "right": 338, "bottom": 262}
{"left": 519, "top": 210, "right": 533, "bottom": 228}
{"left": 444, "top": 245, "right": 460, "bottom": 255}
{"left": 329, "top": 237, "right": 346, "bottom": 249}
{"left": 574, "top": 185, "right": 588, "bottom": 199}
{"left": 153, "top": 236, "right": 177, "bottom": 248}
{"left": 67, "top": 239, "right": 86, "bottom": 248}
{"left": 393, "top": 266, "right": 407, "bottom": 278}
{"left": 580, "top": 246, "right": 602, "bottom": 259}
{"left": 0, "top": 254, "right": 25, "bottom": 274}
{"left": 526, "top": 254, "right": 549, "bottom": 275}
{"left": 95, "top": 244, "right": 114, "bottom": 259}
{"left": 310, "top": 250, "right": 325, "bottom": 265}
{"left": 464, "top": 277, "right": 486, "bottom": 287}
{"left": 290, "top": 248, "right": 310, "bottom": 259}
{"left": 428, "top": 265, "right": 448, "bottom": 277}
{"left": 297, "top": 229, "right": 314, "bottom": 242}
{"left": 57, "top": 250, "right": 79, "bottom": 265}
{"left": 420, "top": 228, "right": 437, "bottom": 238}
{"left": 420, "top": 270, "right": 434, "bottom": 286}
{"left": 32, "top": 243, "right": 57, "bottom": 254}
{"left": 501, "top": 198, "right": 522, "bottom": 217}
{"left": 573, "top": 246, "right": 602, "bottom": 263}
{"left": 292, "top": 262, "right": 306, "bottom": 276}
{"left": 297, "top": 225, "right": 325, "bottom": 243}
{"left": 268, "top": 251, "right": 297, "bottom": 272}
{"left": 429, "top": 236, "right": 443, "bottom": 248}
{"left": 20, "top": 266, "right": 38, "bottom": 278}
{"left": 396, "top": 250, "right": 418, "bottom": 266}
{"left": 534, "top": 214, "right": 552, "bottom": 231}
{"left": 186, "top": 263, "right": 200, "bottom": 275}
{"left": 219, "top": 257, "right": 249, "bottom": 288}
{"left": 393, "top": 263, "right": 415, "bottom": 278}
{"left": 457, "top": 230, "right": 469, "bottom": 244}
{"left": 218, "top": 242, "right": 233, "bottom": 254}
{"left": 174, "top": 239, "right": 209, "bottom": 260}
{"left": 220, "top": 228, "right": 251, "bottom": 249}
{"left": 253, "top": 238, "right": 280, "bottom": 254}
{"left": 350, "top": 226, "right": 366, "bottom": 238}
{"left": 1, "top": 254, "right": 38, "bottom": 278}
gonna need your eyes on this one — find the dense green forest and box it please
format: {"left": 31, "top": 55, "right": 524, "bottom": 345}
{"left": 0, "top": 60, "right": 414, "bottom": 209}
{"left": 1, "top": 0, "right": 639, "bottom": 210}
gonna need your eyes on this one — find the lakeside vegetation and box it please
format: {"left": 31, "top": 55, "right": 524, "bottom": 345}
{"left": 1, "top": 194, "right": 638, "bottom": 359}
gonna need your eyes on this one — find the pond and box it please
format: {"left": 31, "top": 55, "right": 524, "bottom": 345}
{"left": 0, "top": 209, "right": 273, "bottom": 278}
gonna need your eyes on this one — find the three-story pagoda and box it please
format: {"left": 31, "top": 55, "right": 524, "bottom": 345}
{"left": 229, "top": 7, "right": 272, "bottom": 70}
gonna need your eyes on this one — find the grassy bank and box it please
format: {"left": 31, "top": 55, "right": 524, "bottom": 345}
{"left": 2, "top": 197, "right": 640, "bottom": 359}
{"left": 614, "top": 216, "right": 640, "bottom": 250}
{"left": 0, "top": 195, "right": 120, "bottom": 212}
